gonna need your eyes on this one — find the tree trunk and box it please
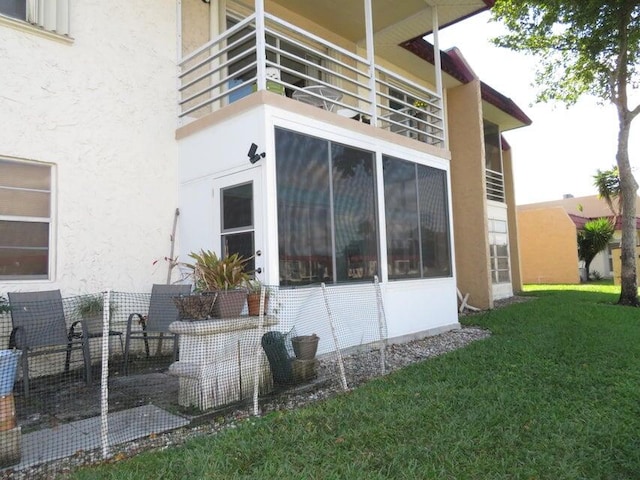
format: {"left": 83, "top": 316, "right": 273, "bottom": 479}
{"left": 584, "top": 259, "right": 591, "bottom": 282}
{"left": 616, "top": 114, "right": 639, "bottom": 305}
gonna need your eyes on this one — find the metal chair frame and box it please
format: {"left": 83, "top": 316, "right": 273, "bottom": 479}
{"left": 8, "top": 290, "right": 92, "bottom": 398}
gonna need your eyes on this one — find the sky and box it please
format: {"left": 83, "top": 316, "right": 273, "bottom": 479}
{"left": 435, "top": 11, "right": 640, "bottom": 206}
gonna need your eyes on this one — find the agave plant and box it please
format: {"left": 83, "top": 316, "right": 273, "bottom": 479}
{"left": 187, "top": 250, "right": 250, "bottom": 291}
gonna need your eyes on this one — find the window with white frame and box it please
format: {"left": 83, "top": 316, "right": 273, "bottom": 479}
{"left": 0, "top": 1, "right": 70, "bottom": 35}
{"left": 488, "top": 218, "right": 510, "bottom": 284}
{"left": 0, "top": 158, "right": 52, "bottom": 280}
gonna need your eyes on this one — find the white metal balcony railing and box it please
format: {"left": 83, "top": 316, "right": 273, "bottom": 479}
{"left": 178, "top": 12, "right": 445, "bottom": 147}
{"left": 486, "top": 168, "right": 505, "bottom": 203}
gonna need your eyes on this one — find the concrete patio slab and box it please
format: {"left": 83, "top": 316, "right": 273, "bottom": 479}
{"left": 6, "top": 404, "right": 189, "bottom": 471}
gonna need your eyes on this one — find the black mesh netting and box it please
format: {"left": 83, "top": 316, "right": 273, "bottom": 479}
{"left": 0, "top": 280, "right": 387, "bottom": 475}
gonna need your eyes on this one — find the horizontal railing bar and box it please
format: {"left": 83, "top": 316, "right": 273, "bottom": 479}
{"left": 180, "top": 14, "right": 256, "bottom": 66}
{"left": 179, "top": 33, "right": 256, "bottom": 81}
{"left": 375, "top": 64, "right": 441, "bottom": 101}
{"left": 265, "top": 44, "right": 370, "bottom": 87}
{"left": 179, "top": 54, "right": 256, "bottom": 93}
{"left": 180, "top": 67, "right": 257, "bottom": 107}
{"left": 264, "top": 12, "right": 370, "bottom": 67}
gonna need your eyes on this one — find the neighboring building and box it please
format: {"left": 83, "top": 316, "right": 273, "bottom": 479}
{"left": 518, "top": 195, "right": 640, "bottom": 284}
{"left": 1, "top": 0, "right": 530, "bottom": 347}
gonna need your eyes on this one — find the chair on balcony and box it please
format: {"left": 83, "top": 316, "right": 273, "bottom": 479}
{"left": 8, "top": 290, "right": 92, "bottom": 398}
{"left": 123, "top": 284, "right": 191, "bottom": 375}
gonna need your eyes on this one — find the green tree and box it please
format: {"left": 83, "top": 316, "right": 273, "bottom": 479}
{"left": 594, "top": 165, "right": 622, "bottom": 218}
{"left": 578, "top": 218, "right": 615, "bottom": 281}
{"left": 492, "top": 1, "right": 640, "bottom": 305}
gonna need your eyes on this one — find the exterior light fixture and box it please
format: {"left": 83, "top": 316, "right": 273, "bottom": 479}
{"left": 248, "top": 143, "right": 266, "bottom": 164}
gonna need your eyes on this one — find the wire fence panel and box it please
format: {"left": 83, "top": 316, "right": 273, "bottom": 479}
{"left": 0, "top": 280, "right": 388, "bottom": 476}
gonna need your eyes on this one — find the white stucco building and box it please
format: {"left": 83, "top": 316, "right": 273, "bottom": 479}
{"left": 1, "top": 0, "right": 530, "bottom": 348}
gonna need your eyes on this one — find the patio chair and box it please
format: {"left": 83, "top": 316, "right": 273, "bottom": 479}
{"left": 8, "top": 290, "right": 92, "bottom": 398}
{"left": 123, "top": 284, "right": 191, "bottom": 375}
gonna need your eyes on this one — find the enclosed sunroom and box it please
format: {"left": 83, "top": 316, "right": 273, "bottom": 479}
{"left": 176, "top": 0, "right": 494, "bottom": 346}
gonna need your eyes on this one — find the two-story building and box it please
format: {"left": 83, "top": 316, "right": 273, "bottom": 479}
{"left": 0, "top": 0, "right": 529, "bottom": 348}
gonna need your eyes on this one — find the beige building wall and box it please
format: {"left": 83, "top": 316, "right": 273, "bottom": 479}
{"left": 503, "top": 147, "right": 523, "bottom": 292}
{"left": 517, "top": 207, "right": 579, "bottom": 284}
{"left": 447, "top": 80, "right": 493, "bottom": 309}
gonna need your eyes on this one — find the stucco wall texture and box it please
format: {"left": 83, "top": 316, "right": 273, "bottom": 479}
{"left": 517, "top": 207, "right": 580, "bottom": 284}
{"left": 0, "top": 1, "right": 178, "bottom": 294}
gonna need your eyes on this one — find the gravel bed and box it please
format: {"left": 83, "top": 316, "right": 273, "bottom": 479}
{"left": 5, "top": 325, "right": 491, "bottom": 479}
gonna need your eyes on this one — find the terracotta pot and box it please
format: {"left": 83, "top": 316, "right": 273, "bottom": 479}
{"left": 247, "top": 293, "right": 269, "bottom": 316}
{"left": 291, "top": 335, "right": 319, "bottom": 360}
{"left": 0, "top": 394, "right": 16, "bottom": 432}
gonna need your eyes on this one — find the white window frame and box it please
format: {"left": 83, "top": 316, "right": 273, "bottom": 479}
{"left": 0, "top": 157, "right": 54, "bottom": 281}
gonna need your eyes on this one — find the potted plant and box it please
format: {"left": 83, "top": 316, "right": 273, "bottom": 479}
{"left": 245, "top": 279, "right": 269, "bottom": 316}
{"left": 172, "top": 293, "right": 217, "bottom": 321}
{"left": 186, "top": 250, "right": 250, "bottom": 318}
{"left": 76, "top": 294, "right": 117, "bottom": 334}
{"left": 0, "top": 295, "right": 10, "bottom": 315}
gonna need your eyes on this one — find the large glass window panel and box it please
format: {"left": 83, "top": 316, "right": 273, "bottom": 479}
{"left": 418, "top": 165, "right": 451, "bottom": 277}
{"left": 276, "top": 129, "right": 332, "bottom": 286}
{"left": 383, "top": 158, "right": 420, "bottom": 279}
{"left": 332, "top": 145, "right": 378, "bottom": 282}
{"left": 383, "top": 155, "right": 451, "bottom": 280}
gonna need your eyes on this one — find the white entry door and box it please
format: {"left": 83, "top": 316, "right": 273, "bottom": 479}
{"left": 212, "top": 168, "right": 264, "bottom": 281}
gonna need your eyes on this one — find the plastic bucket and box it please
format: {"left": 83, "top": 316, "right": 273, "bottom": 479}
{"left": 0, "top": 350, "right": 21, "bottom": 397}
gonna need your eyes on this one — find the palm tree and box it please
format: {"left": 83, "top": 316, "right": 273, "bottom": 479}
{"left": 577, "top": 218, "right": 615, "bottom": 281}
{"left": 593, "top": 166, "right": 621, "bottom": 220}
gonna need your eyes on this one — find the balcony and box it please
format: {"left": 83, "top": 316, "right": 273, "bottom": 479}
{"left": 178, "top": 12, "right": 445, "bottom": 147}
{"left": 486, "top": 168, "right": 505, "bottom": 203}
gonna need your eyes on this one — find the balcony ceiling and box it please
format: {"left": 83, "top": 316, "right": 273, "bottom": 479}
{"left": 269, "top": 0, "right": 492, "bottom": 43}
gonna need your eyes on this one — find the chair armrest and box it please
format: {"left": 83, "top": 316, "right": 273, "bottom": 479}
{"left": 69, "top": 319, "right": 91, "bottom": 340}
{"left": 126, "top": 313, "right": 147, "bottom": 333}
{"left": 8, "top": 326, "right": 24, "bottom": 349}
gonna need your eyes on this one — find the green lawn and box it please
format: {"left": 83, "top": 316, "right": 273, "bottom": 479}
{"left": 73, "top": 284, "right": 640, "bottom": 479}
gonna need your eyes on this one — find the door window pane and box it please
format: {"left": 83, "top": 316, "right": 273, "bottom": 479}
{"left": 222, "top": 232, "right": 255, "bottom": 274}
{"left": 222, "top": 183, "right": 253, "bottom": 230}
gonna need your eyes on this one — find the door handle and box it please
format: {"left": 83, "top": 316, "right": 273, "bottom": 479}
{"left": 255, "top": 267, "right": 262, "bottom": 274}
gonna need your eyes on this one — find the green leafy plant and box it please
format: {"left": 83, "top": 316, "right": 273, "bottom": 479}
{"left": 245, "top": 279, "right": 270, "bottom": 295}
{"left": 0, "top": 295, "right": 10, "bottom": 314}
{"left": 76, "top": 295, "right": 117, "bottom": 317}
{"left": 186, "top": 250, "right": 250, "bottom": 291}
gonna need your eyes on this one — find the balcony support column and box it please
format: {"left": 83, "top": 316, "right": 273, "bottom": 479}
{"left": 364, "top": 0, "right": 377, "bottom": 126}
{"left": 255, "top": 0, "right": 267, "bottom": 91}
{"left": 431, "top": 4, "right": 446, "bottom": 148}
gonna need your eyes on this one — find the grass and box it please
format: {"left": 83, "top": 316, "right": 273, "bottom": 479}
{"left": 72, "top": 284, "right": 640, "bottom": 480}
